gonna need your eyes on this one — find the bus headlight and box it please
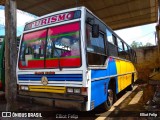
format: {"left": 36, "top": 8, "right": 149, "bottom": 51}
{"left": 74, "top": 88, "right": 81, "bottom": 94}
{"left": 67, "top": 88, "right": 74, "bottom": 93}
{"left": 20, "top": 86, "right": 29, "bottom": 91}
{"left": 67, "top": 87, "right": 81, "bottom": 94}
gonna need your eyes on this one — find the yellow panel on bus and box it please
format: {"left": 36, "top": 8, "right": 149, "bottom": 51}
{"left": 115, "top": 58, "right": 136, "bottom": 92}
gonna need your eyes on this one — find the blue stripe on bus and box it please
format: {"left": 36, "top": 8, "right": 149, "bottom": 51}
{"left": 91, "top": 59, "right": 118, "bottom": 109}
{"left": 18, "top": 74, "right": 82, "bottom": 81}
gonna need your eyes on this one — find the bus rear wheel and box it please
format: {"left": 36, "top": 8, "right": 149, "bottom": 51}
{"left": 128, "top": 74, "right": 134, "bottom": 91}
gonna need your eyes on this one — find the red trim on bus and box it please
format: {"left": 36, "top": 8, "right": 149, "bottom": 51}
{"left": 46, "top": 59, "right": 59, "bottom": 68}
{"left": 60, "top": 58, "right": 81, "bottom": 67}
{"left": 19, "top": 57, "right": 81, "bottom": 69}
{"left": 46, "top": 57, "right": 81, "bottom": 68}
{"left": 48, "top": 22, "right": 80, "bottom": 36}
{"left": 19, "top": 60, "right": 44, "bottom": 69}
{"left": 23, "top": 29, "right": 47, "bottom": 41}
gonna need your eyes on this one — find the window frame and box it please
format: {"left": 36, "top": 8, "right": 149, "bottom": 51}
{"left": 86, "top": 23, "right": 107, "bottom": 67}
{"left": 46, "top": 22, "right": 82, "bottom": 69}
{"left": 18, "top": 21, "right": 82, "bottom": 70}
{"left": 86, "top": 23, "right": 106, "bottom": 55}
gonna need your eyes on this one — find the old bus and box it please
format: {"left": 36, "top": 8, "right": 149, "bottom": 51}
{"left": 0, "top": 37, "right": 5, "bottom": 91}
{"left": 17, "top": 7, "right": 137, "bottom": 111}
{"left": 0, "top": 36, "right": 20, "bottom": 92}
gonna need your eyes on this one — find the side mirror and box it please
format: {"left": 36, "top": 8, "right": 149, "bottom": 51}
{"left": 92, "top": 24, "right": 99, "bottom": 38}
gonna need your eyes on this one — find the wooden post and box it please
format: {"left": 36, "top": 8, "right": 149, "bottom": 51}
{"left": 5, "top": 0, "right": 17, "bottom": 111}
{"left": 158, "top": 0, "right": 160, "bottom": 65}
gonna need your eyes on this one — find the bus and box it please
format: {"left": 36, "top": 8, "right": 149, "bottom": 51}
{"left": 0, "top": 37, "right": 5, "bottom": 91}
{"left": 17, "top": 6, "right": 137, "bottom": 111}
{"left": 0, "top": 36, "right": 20, "bottom": 91}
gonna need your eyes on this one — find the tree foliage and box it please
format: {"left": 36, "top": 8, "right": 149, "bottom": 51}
{"left": 145, "top": 42, "right": 153, "bottom": 47}
{"left": 130, "top": 41, "right": 153, "bottom": 48}
{"left": 130, "top": 41, "right": 143, "bottom": 48}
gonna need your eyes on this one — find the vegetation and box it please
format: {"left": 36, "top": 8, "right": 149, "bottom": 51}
{"left": 130, "top": 41, "right": 153, "bottom": 48}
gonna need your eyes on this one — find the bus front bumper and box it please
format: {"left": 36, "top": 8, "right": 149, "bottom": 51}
{"left": 17, "top": 91, "right": 88, "bottom": 111}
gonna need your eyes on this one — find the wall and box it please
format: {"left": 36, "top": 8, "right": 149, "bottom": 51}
{"left": 134, "top": 46, "right": 160, "bottom": 80}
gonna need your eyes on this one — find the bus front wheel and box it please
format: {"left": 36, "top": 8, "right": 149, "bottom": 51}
{"left": 106, "top": 89, "right": 114, "bottom": 108}
{"left": 101, "top": 88, "right": 117, "bottom": 111}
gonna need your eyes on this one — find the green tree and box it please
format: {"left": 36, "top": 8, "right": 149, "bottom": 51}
{"left": 144, "top": 42, "right": 153, "bottom": 46}
{"left": 130, "top": 41, "right": 143, "bottom": 48}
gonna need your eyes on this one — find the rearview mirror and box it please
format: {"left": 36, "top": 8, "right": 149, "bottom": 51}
{"left": 92, "top": 24, "right": 99, "bottom": 38}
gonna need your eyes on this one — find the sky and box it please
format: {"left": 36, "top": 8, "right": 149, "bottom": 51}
{"left": 0, "top": 5, "right": 37, "bottom": 36}
{"left": 0, "top": 5, "right": 157, "bottom": 46}
{"left": 115, "top": 23, "right": 157, "bottom": 45}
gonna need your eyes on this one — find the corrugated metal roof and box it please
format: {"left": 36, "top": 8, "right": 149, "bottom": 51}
{"left": 0, "top": 0, "right": 158, "bottom": 30}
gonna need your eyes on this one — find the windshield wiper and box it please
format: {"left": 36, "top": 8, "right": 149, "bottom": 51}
{"left": 53, "top": 46, "right": 62, "bottom": 71}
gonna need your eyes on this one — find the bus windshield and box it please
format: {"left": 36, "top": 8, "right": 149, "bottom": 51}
{"left": 18, "top": 22, "right": 81, "bottom": 69}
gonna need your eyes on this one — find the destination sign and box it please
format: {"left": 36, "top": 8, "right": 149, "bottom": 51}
{"left": 24, "top": 10, "right": 81, "bottom": 31}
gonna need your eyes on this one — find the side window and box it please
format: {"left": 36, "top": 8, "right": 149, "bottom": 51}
{"left": 124, "top": 43, "right": 128, "bottom": 51}
{"left": 90, "top": 33, "right": 105, "bottom": 54}
{"left": 112, "top": 35, "right": 117, "bottom": 45}
{"left": 86, "top": 24, "right": 106, "bottom": 66}
{"left": 117, "top": 38, "right": 125, "bottom": 59}
{"left": 128, "top": 46, "right": 132, "bottom": 61}
{"left": 107, "top": 32, "right": 118, "bottom": 56}
{"left": 123, "top": 43, "right": 130, "bottom": 60}
{"left": 87, "top": 26, "right": 105, "bottom": 54}
{"left": 117, "top": 38, "right": 123, "bottom": 51}
{"left": 106, "top": 29, "right": 114, "bottom": 44}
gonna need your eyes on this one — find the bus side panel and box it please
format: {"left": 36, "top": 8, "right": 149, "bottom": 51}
{"left": 90, "top": 58, "right": 117, "bottom": 109}
{"left": 115, "top": 59, "right": 136, "bottom": 92}
{"left": 91, "top": 78, "right": 110, "bottom": 109}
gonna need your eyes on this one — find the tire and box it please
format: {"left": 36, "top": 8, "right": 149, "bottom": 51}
{"left": 101, "top": 87, "right": 117, "bottom": 111}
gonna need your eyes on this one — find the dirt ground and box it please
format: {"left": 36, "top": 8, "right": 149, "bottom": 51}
{"left": 105, "top": 80, "right": 160, "bottom": 120}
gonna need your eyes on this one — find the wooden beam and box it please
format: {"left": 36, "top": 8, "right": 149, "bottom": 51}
{"left": 5, "top": 0, "right": 17, "bottom": 111}
{"left": 22, "top": 0, "right": 53, "bottom": 11}
{"left": 110, "top": 18, "right": 156, "bottom": 30}
{"left": 100, "top": 6, "right": 157, "bottom": 20}
{"left": 92, "top": 0, "right": 132, "bottom": 13}
{"left": 0, "top": 0, "right": 6, "bottom": 5}
{"left": 52, "top": 0, "right": 93, "bottom": 13}
{"left": 104, "top": 12, "right": 156, "bottom": 25}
